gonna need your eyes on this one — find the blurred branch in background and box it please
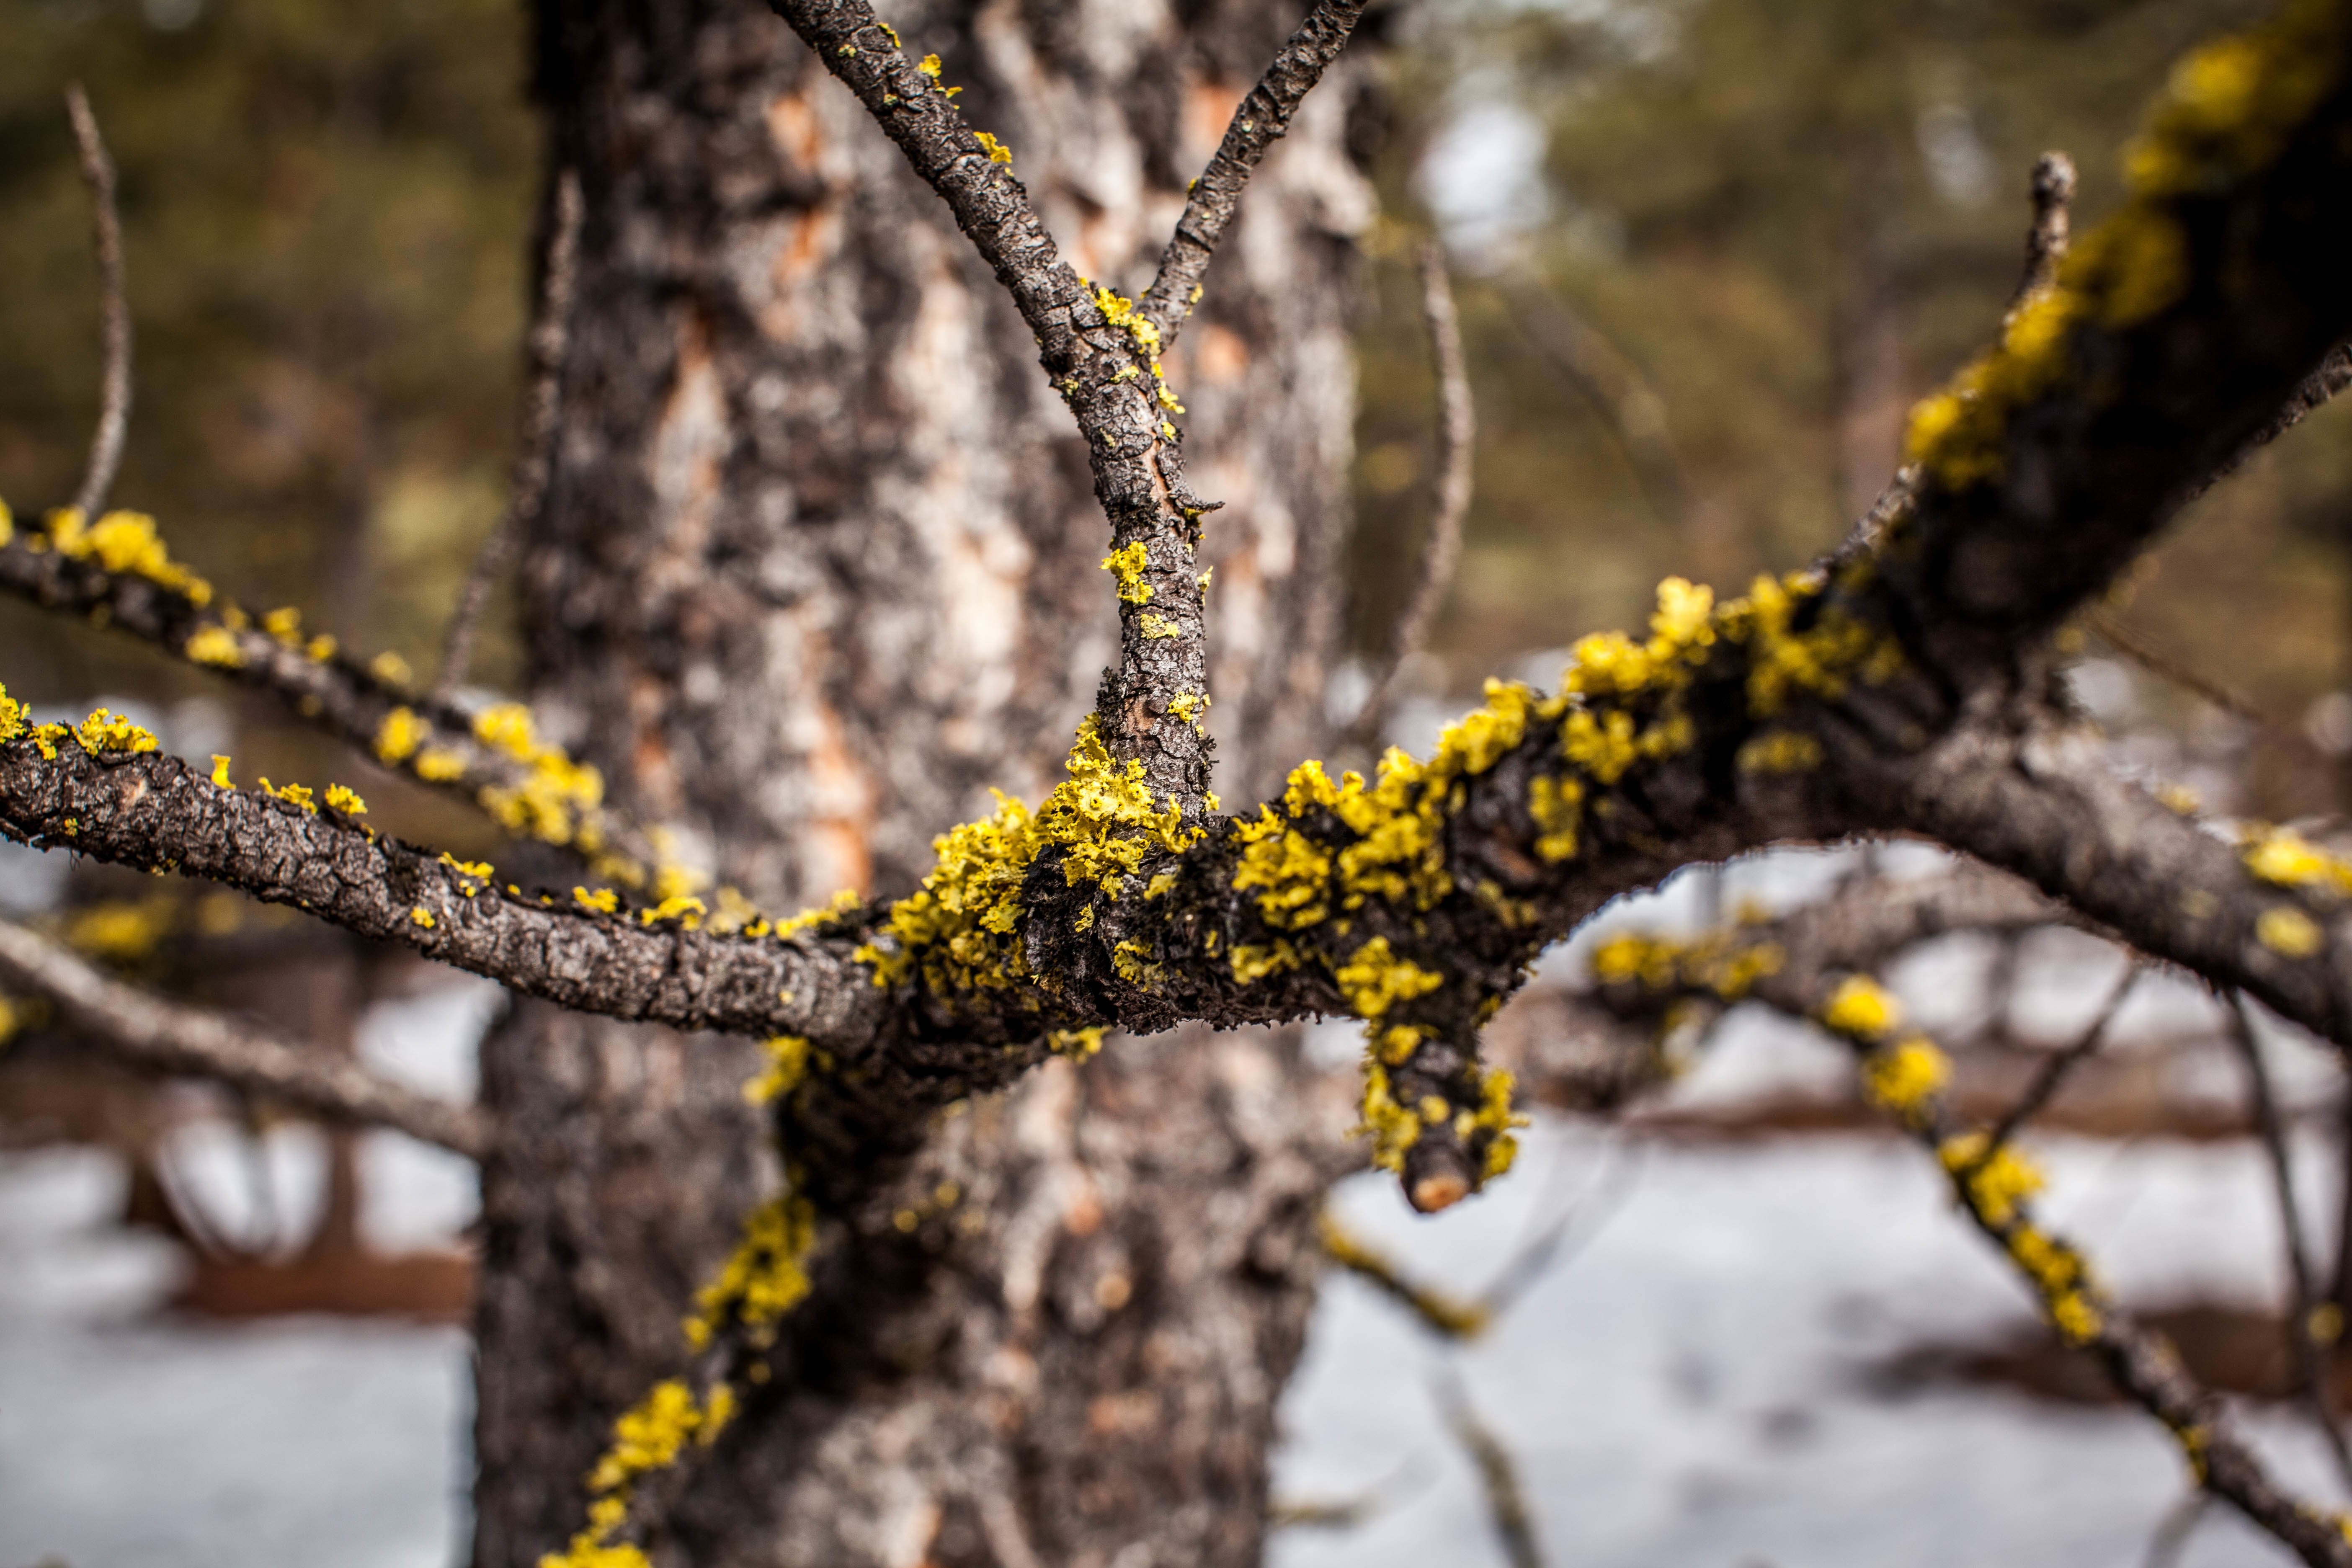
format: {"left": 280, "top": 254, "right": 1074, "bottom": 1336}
{"left": 0, "top": 913, "right": 486, "bottom": 1158}
{"left": 2225, "top": 989, "right": 2352, "bottom": 1495}
{"left": 63, "top": 85, "right": 130, "bottom": 524}
{"left": 434, "top": 167, "right": 582, "bottom": 706}
{"left": 1503, "top": 278, "right": 1691, "bottom": 533}
{"left": 1435, "top": 1364, "right": 1546, "bottom": 1568}
{"left": 1351, "top": 237, "right": 1474, "bottom": 749}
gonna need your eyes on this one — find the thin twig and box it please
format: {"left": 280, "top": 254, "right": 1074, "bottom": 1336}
{"left": 434, "top": 167, "right": 583, "bottom": 704}
{"left": 2085, "top": 609, "right": 2268, "bottom": 724}
{"left": 1137, "top": 0, "right": 1372, "bottom": 350}
{"left": 1350, "top": 239, "right": 1473, "bottom": 747}
{"left": 2226, "top": 989, "right": 2352, "bottom": 1495}
{"left": 1318, "top": 1209, "right": 1490, "bottom": 1337}
{"left": 1433, "top": 1366, "right": 1545, "bottom": 1568}
{"left": 1978, "top": 960, "right": 2141, "bottom": 1158}
{"left": 2142, "top": 1489, "right": 2208, "bottom": 1568}
{"left": 2010, "top": 151, "right": 2076, "bottom": 312}
{"left": 0, "top": 915, "right": 488, "bottom": 1158}
{"left": 1479, "top": 1133, "right": 1643, "bottom": 1318}
{"left": 64, "top": 85, "right": 132, "bottom": 522}
{"left": 1504, "top": 279, "right": 1690, "bottom": 529}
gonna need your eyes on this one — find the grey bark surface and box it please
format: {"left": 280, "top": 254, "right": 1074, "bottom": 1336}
{"left": 473, "top": 0, "right": 1369, "bottom": 1561}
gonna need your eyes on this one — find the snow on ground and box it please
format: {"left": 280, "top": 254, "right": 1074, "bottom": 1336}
{"left": 2, "top": 877, "right": 2346, "bottom": 1568}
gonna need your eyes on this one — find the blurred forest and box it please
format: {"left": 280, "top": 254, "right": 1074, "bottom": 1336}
{"left": 5, "top": 0, "right": 2351, "bottom": 830}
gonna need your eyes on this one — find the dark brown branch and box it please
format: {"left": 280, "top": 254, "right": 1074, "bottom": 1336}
{"left": 435, "top": 167, "right": 581, "bottom": 704}
{"left": 2011, "top": 151, "right": 2076, "bottom": 310}
{"left": 2225, "top": 989, "right": 2352, "bottom": 1493}
{"left": 1434, "top": 1367, "right": 1545, "bottom": 1568}
{"left": 1137, "top": 0, "right": 1372, "bottom": 349}
{"left": 1351, "top": 238, "right": 1474, "bottom": 746}
{"left": 2086, "top": 610, "right": 2268, "bottom": 724}
{"left": 2187, "top": 340, "right": 2352, "bottom": 503}
{"left": 763, "top": 0, "right": 1220, "bottom": 807}
{"left": 1978, "top": 959, "right": 2139, "bottom": 1156}
{"left": 64, "top": 85, "right": 131, "bottom": 522}
{"left": 0, "top": 913, "right": 487, "bottom": 1157}
{"left": 0, "top": 519, "right": 668, "bottom": 881}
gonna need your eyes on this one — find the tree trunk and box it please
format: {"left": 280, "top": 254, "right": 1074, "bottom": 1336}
{"left": 472, "top": 2, "right": 1372, "bottom": 1563}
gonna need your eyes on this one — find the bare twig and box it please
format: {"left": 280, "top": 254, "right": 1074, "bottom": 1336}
{"left": 1978, "top": 960, "right": 2141, "bottom": 1158}
{"left": 2010, "top": 151, "right": 2076, "bottom": 311}
{"left": 2142, "top": 1489, "right": 2208, "bottom": 1568}
{"left": 0, "top": 914, "right": 487, "bottom": 1158}
{"left": 1433, "top": 1367, "right": 1545, "bottom": 1568}
{"left": 1317, "top": 1209, "right": 1490, "bottom": 1337}
{"left": 2225, "top": 989, "right": 2352, "bottom": 1495}
{"left": 1137, "top": 0, "right": 1372, "bottom": 349}
{"left": 434, "top": 168, "right": 583, "bottom": 704}
{"left": 1351, "top": 239, "right": 1473, "bottom": 747}
{"left": 2085, "top": 610, "right": 2267, "bottom": 724}
{"left": 64, "top": 85, "right": 132, "bottom": 522}
{"left": 1479, "top": 1133, "right": 1643, "bottom": 1318}
{"left": 1504, "top": 279, "right": 1690, "bottom": 529}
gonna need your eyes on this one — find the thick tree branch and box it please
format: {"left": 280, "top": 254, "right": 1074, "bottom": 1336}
{"left": 1136, "top": 0, "right": 1373, "bottom": 349}
{"left": 0, "top": 913, "right": 487, "bottom": 1157}
{"left": 64, "top": 86, "right": 131, "bottom": 522}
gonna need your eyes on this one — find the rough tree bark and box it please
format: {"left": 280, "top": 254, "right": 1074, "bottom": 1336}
{"left": 472, "top": 2, "right": 1372, "bottom": 1562}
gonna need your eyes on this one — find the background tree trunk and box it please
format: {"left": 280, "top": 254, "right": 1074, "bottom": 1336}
{"left": 471, "top": 2, "right": 1374, "bottom": 1563}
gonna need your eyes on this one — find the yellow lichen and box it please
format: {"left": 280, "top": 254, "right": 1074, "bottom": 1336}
{"left": 1941, "top": 1132, "right": 2048, "bottom": 1228}
{"left": 683, "top": 1192, "right": 818, "bottom": 1351}
{"left": 210, "top": 754, "right": 234, "bottom": 788}
{"left": 376, "top": 707, "right": 428, "bottom": 765}
{"left": 185, "top": 625, "right": 245, "bottom": 668}
{"left": 1862, "top": 1037, "right": 1950, "bottom": 1117}
{"left": 742, "top": 1035, "right": 811, "bottom": 1106}
{"left": 1140, "top": 612, "right": 1179, "bottom": 640}
{"left": 323, "top": 784, "right": 366, "bottom": 816}
{"left": 71, "top": 708, "right": 159, "bottom": 756}
{"left": 49, "top": 508, "right": 213, "bottom": 606}
{"left": 1528, "top": 774, "right": 1583, "bottom": 861}
{"left": 2258, "top": 905, "right": 2324, "bottom": 957}
{"left": 973, "top": 130, "right": 1014, "bottom": 165}
{"left": 573, "top": 887, "right": 620, "bottom": 916}
{"left": 1331, "top": 936, "right": 1443, "bottom": 1020}
{"left": 2243, "top": 825, "right": 2352, "bottom": 895}
{"left": 855, "top": 717, "right": 1200, "bottom": 991}
{"left": 411, "top": 907, "right": 436, "bottom": 929}
{"left": 1822, "top": 975, "right": 1903, "bottom": 1040}
{"left": 1354, "top": 1062, "right": 1421, "bottom": 1173}
{"left": 370, "top": 649, "right": 414, "bottom": 688}
{"left": 1100, "top": 542, "right": 1153, "bottom": 603}
{"left": 1048, "top": 1025, "right": 1107, "bottom": 1058}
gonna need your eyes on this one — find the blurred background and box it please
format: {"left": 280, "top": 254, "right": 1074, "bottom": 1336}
{"left": 5, "top": 0, "right": 2352, "bottom": 1563}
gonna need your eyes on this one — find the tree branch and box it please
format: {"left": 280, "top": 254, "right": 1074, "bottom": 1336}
{"left": 1592, "top": 905, "right": 2352, "bottom": 1566}
{"left": 1136, "top": 0, "right": 1373, "bottom": 350}
{"left": 434, "top": 167, "right": 582, "bottom": 705}
{"left": 762, "top": 0, "right": 1221, "bottom": 808}
{"left": 0, "top": 913, "right": 487, "bottom": 1157}
{"left": 0, "top": 512, "right": 671, "bottom": 884}
{"left": 2226, "top": 989, "right": 2352, "bottom": 1494}
{"left": 2011, "top": 150, "right": 2076, "bottom": 310}
{"left": 64, "top": 85, "right": 131, "bottom": 523}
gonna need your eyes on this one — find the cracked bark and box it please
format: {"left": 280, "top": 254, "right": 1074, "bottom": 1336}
{"left": 473, "top": 1, "right": 1368, "bottom": 1561}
